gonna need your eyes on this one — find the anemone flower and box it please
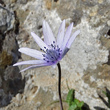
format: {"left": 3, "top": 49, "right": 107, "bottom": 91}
{"left": 13, "top": 20, "right": 80, "bottom": 110}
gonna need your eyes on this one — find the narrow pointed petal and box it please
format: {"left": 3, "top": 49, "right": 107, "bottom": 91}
{"left": 43, "top": 21, "right": 56, "bottom": 46}
{"left": 57, "top": 20, "right": 65, "bottom": 48}
{"left": 66, "top": 30, "right": 80, "bottom": 48}
{"left": 61, "top": 23, "right": 73, "bottom": 51}
{"left": 20, "top": 63, "right": 52, "bottom": 72}
{"left": 19, "top": 47, "right": 44, "bottom": 60}
{"left": 13, "top": 60, "right": 47, "bottom": 66}
{"left": 31, "top": 32, "right": 49, "bottom": 51}
{"left": 20, "top": 65, "right": 38, "bottom": 72}
{"left": 61, "top": 48, "right": 69, "bottom": 59}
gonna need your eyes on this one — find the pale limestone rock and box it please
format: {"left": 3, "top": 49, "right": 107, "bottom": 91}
{"left": 0, "top": 0, "right": 110, "bottom": 110}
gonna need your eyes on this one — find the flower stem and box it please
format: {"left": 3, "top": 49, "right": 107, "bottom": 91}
{"left": 57, "top": 63, "right": 63, "bottom": 110}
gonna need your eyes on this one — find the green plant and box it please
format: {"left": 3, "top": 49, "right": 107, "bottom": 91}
{"left": 66, "top": 89, "right": 84, "bottom": 110}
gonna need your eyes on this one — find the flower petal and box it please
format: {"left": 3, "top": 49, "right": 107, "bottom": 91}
{"left": 61, "top": 48, "right": 69, "bottom": 59}
{"left": 13, "top": 60, "right": 47, "bottom": 66}
{"left": 57, "top": 20, "right": 65, "bottom": 48}
{"left": 31, "top": 32, "right": 49, "bottom": 51}
{"left": 66, "top": 30, "right": 80, "bottom": 48}
{"left": 61, "top": 22, "right": 73, "bottom": 51}
{"left": 43, "top": 21, "right": 56, "bottom": 46}
{"left": 20, "top": 63, "right": 52, "bottom": 72}
{"left": 20, "top": 65, "right": 38, "bottom": 72}
{"left": 19, "top": 47, "right": 44, "bottom": 60}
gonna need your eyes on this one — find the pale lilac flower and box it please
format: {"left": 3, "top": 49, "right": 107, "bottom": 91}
{"left": 13, "top": 20, "right": 80, "bottom": 72}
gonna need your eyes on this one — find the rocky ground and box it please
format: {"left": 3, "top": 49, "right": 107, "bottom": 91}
{"left": 0, "top": 0, "right": 110, "bottom": 110}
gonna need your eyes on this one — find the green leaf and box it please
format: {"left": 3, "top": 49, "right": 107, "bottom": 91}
{"left": 78, "top": 101, "right": 84, "bottom": 108}
{"left": 74, "top": 99, "right": 84, "bottom": 107}
{"left": 66, "top": 89, "right": 75, "bottom": 106}
{"left": 68, "top": 102, "right": 77, "bottom": 110}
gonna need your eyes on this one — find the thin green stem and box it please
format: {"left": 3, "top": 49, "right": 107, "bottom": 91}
{"left": 57, "top": 63, "right": 64, "bottom": 110}
{"left": 66, "top": 79, "right": 70, "bottom": 90}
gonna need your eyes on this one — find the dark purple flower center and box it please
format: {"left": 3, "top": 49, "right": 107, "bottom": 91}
{"left": 42, "top": 41, "right": 62, "bottom": 63}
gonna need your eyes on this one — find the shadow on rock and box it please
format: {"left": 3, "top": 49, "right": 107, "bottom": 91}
{"left": 94, "top": 87, "right": 110, "bottom": 110}
{"left": 0, "top": 66, "right": 25, "bottom": 107}
{"left": 82, "top": 103, "right": 90, "bottom": 110}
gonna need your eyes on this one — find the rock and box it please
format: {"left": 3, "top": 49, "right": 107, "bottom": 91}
{"left": 0, "top": 5, "right": 15, "bottom": 34}
{"left": 0, "top": 89, "right": 13, "bottom": 107}
{"left": 0, "top": 4, "right": 24, "bottom": 107}
{"left": 0, "top": 51, "right": 12, "bottom": 68}
{"left": 17, "top": 0, "right": 28, "bottom": 4}
{"left": 0, "top": 0, "right": 110, "bottom": 110}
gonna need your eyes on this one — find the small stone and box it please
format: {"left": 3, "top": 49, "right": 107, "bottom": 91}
{"left": 89, "top": 6, "right": 98, "bottom": 17}
{"left": 16, "top": 93, "right": 22, "bottom": 101}
{"left": 10, "top": 0, "right": 17, "bottom": 3}
{"left": 107, "top": 20, "right": 110, "bottom": 26}
{"left": 45, "top": 0, "right": 52, "bottom": 10}
{"left": 18, "top": 0, "right": 28, "bottom": 4}
{"left": 37, "top": 102, "right": 41, "bottom": 106}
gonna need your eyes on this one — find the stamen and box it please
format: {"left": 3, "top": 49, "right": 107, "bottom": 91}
{"left": 42, "top": 54, "right": 45, "bottom": 57}
{"left": 53, "top": 41, "right": 55, "bottom": 43}
{"left": 42, "top": 44, "right": 61, "bottom": 63}
{"left": 57, "top": 48, "right": 60, "bottom": 51}
{"left": 51, "top": 44, "right": 54, "bottom": 47}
